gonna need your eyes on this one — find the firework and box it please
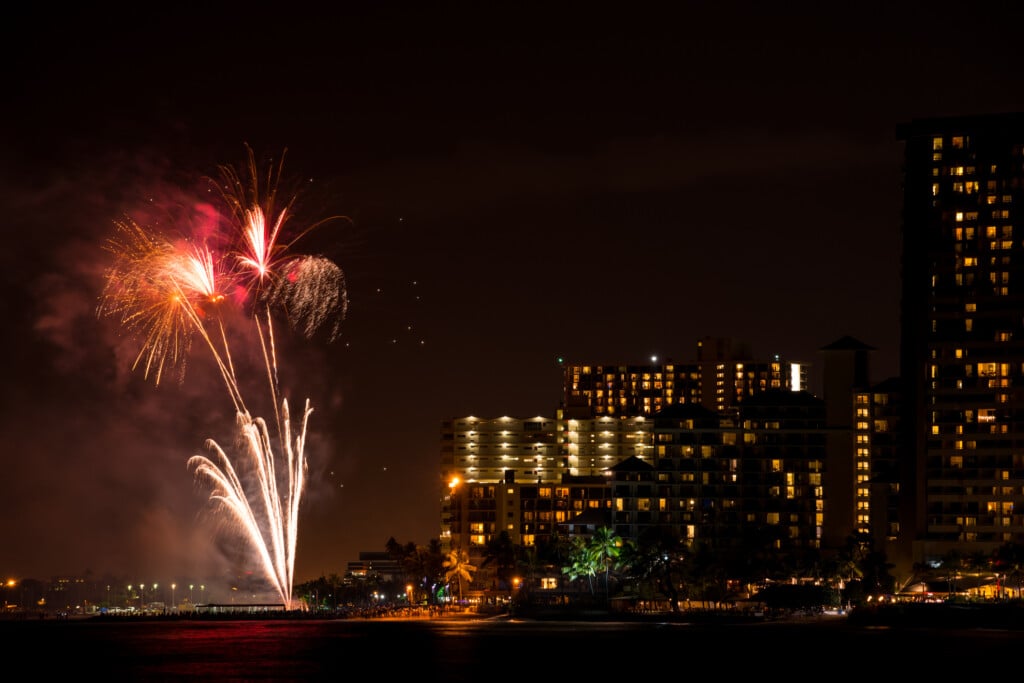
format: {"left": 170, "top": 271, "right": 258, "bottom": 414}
{"left": 265, "top": 255, "right": 348, "bottom": 342}
{"left": 97, "top": 217, "right": 198, "bottom": 386}
{"left": 98, "top": 147, "right": 347, "bottom": 609}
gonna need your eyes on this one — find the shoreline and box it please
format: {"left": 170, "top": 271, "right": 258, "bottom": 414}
{"left": 4, "top": 601, "right": 1023, "bottom": 630}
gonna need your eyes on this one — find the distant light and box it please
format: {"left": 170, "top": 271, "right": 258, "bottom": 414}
{"left": 790, "top": 363, "right": 802, "bottom": 392}
{"left": 651, "top": 355, "right": 658, "bottom": 363}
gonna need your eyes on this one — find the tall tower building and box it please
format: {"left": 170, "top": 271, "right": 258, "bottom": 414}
{"left": 897, "top": 112, "right": 1024, "bottom": 563}
{"left": 819, "top": 335, "right": 875, "bottom": 551}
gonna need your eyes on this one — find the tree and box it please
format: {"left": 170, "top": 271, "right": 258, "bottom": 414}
{"left": 443, "top": 548, "right": 477, "bottom": 605}
{"left": 618, "top": 526, "right": 690, "bottom": 612}
{"left": 685, "top": 542, "right": 734, "bottom": 609}
{"left": 386, "top": 537, "right": 445, "bottom": 605}
{"left": 325, "top": 573, "right": 344, "bottom": 610}
{"left": 562, "top": 535, "right": 599, "bottom": 596}
{"left": 481, "top": 531, "right": 518, "bottom": 590}
{"left": 588, "top": 526, "right": 622, "bottom": 602}
{"left": 835, "top": 532, "right": 895, "bottom": 603}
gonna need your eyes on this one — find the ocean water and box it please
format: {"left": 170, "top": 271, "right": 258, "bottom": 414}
{"left": 5, "top": 614, "right": 1022, "bottom": 681}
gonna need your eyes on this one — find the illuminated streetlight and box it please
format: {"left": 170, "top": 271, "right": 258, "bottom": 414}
{"left": 3, "top": 578, "right": 17, "bottom": 611}
{"left": 171, "top": 583, "right": 176, "bottom": 612}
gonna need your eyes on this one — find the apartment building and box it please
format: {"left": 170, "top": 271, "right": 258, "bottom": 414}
{"left": 898, "top": 112, "right": 1024, "bottom": 564}
{"left": 439, "top": 341, "right": 828, "bottom": 558}
{"left": 439, "top": 414, "right": 642, "bottom": 551}
{"left": 562, "top": 336, "right": 808, "bottom": 418}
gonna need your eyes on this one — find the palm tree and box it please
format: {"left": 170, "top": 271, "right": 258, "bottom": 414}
{"left": 481, "top": 531, "right": 518, "bottom": 590}
{"left": 619, "top": 526, "right": 689, "bottom": 612}
{"left": 443, "top": 548, "right": 477, "bottom": 606}
{"left": 588, "top": 526, "right": 622, "bottom": 602}
{"left": 325, "top": 573, "right": 344, "bottom": 610}
{"left": 562, "top": 535, "right": 599, "bottom": 596}
{"left": 423, "top": 539, "right": 447, "bottom": 603}
{"left": 385, "top": 537, "right": 447, "bottom": 605}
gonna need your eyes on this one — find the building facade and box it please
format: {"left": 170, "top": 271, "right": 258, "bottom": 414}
{"left": 439, "top": 414, "right": 641, "bottom": 552}
{"left": 440, "top": 341, "right": 836, "bottom": 569}
{"left": 898, "top": 112, "right": 1024, "bottom": 564}
{"left": 561, "top": 337, "right": 809, "bottom": 418}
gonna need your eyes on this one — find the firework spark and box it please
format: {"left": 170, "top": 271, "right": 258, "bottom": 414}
{"left": 266, "top": 255, "right": 348, "bottom": 342}
{"left": 98, "top": 148, "right": 347, "bottom": 609}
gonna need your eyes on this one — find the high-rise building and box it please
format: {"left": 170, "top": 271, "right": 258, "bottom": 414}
{"left": 439, "top": 414, "right": 644, "bottom": 551}
{"left": 441, "top": 340, "right": 814, "bottom": 553}
{"left": 855, "top": 377, "right": 905, "bottom": 567}
{"left": 441, "top": 390, "right": 830, "bottom": 565}
{"left": 897, "top": 112, "right": 1024, "bottom": 564}
{"left": 640, "top": 391, "right": 827, "bottom": 560}
{"left": 441, "top": 385, "right": 829, "bottom": 564}
{"left": 561, "top": 338, "right": 809, "bottom": 419}
{"left": 819, "top": 335, "right": 876, "bottom": 551}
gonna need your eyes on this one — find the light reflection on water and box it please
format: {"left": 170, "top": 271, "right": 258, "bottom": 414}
{"left": 4, "top": 616, "right": 1020, "bottom": 681}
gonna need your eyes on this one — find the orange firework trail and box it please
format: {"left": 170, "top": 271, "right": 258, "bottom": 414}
{"left": 98, "top": 147, "right": 348, "bottom": 609}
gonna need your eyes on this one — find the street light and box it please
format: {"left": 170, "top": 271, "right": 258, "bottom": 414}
{"left": 171, "top": 583, "right": 176, "bottom": 612}
{"left": 3, "top": 578, "right": 16, "bottom": 611}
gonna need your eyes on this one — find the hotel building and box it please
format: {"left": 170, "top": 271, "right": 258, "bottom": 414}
{"left": 898, "top": 112, "right": 1024, "bottom": 564}
{"left": 439, "top": 341, "right": 825, "bottom": 558}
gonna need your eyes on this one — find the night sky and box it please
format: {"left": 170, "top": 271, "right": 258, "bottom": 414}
{"left": 4, "top": 4, "right": 1024, "bottom": 587}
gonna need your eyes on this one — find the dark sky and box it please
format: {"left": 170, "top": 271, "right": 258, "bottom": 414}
{"left": 4, "top": 4, "right": 1024, "bottom": 588}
